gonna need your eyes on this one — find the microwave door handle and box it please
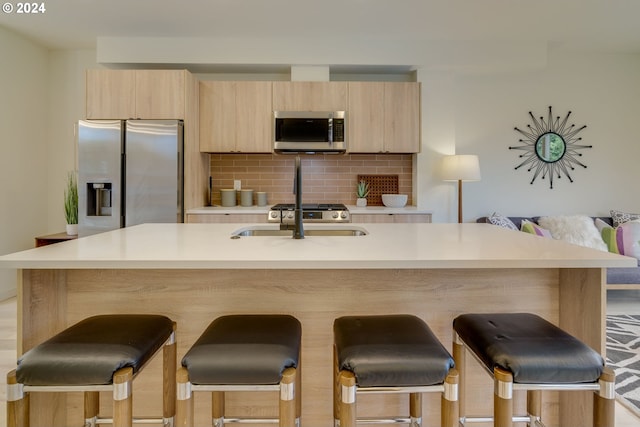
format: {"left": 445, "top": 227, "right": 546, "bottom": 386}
{"left": 328, "top": 116, "right": 333, "bottom": 145}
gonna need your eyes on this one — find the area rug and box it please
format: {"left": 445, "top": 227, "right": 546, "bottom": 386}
{"left": 606, "top": 314, "right": 640, "bottom": 417}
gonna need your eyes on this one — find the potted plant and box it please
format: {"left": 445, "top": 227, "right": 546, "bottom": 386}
{"left": 64, "top": 171, "right": 78, "bottom": 235}
{"left": 356, "top": 180, "right": 369, "bottom": 207}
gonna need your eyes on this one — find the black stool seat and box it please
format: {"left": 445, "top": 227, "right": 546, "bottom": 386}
{"left": 16, "top": 314, "right": 174, "bottom": 386}
{"left": 453, "top": 313, "right": 604, "bottom": 384}
{"left": 181, "top": 314, "right": 301, "bottom": 385}
{"left": 334, "top": 314, "right": 455, "bottom": 387}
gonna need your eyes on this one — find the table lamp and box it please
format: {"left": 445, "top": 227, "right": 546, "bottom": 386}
{"left": 442, "top": 154, "right": 481, "bottom": 223}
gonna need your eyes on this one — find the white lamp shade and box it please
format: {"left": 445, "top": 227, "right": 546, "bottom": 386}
{"left": 441, "top": 154, "right": 481, "bottom": 181}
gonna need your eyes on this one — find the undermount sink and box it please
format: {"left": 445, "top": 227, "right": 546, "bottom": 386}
{"left": 231, "top": 225, "right": 368, "bottom": 237}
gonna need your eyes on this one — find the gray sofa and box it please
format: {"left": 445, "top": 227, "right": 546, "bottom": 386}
{"left": 477, "top": 216, "right": 640, "bottom": 288}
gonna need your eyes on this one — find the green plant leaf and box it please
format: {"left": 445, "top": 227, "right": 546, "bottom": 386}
{"left": 64, "top": 171, "right": 78, "bottom": 224}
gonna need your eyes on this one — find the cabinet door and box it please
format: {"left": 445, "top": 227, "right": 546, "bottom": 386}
{"left": 350, "top": 214, "right": 395, "bottom": 224}
{"left": 392, "top": 214, "right": 431, "bottom": 223}
{"left": 135, "top": 70, "right": 185, "bottom": 119}
{"left": 186, "top": 214, "right": 268, "bottom": 223}
{"left": 199, "top": 81, "right": 236, "bottom": 152}
{"left": 384, "top": 82, "right": 420, "bottom": 153}
{"left": 235, "top": 81, "right": 273, "bottom": 152}
{"left": 273, "top": 82, "right": 347, "bottom": 111}
{"left": 347, "top": 82, "right": 384, "bottom": 152}
{"left": 85, "top": 70, "right": 136, "bottom": 119}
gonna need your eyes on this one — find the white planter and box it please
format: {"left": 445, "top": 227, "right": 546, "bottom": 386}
{"left": 66, "top": 223, "right": 78, "bottom": 235}
{"left": 356, "top": 198, "right": 367, "bottom": 207}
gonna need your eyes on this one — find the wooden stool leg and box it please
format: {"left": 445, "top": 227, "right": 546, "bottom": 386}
{"left": 333, "top": 347, "right": 340, "bottom": 426}
{"left": 295, "top": 355, "right": 302, "bottom": 425}
{"left": 176, "top": 367, "right": 193, "bottom": 427}
{"left": 527, "top": 390, "right": 541, "bottom": 425}
{"left": 452, "top": 333, "right": 466, "bottom": 421}
{"left": 594, "top": 367, "right": 615, "bottom": 427}
{"left": 442, "top": 368, "right": 459, "bottom": 427}
{"left": 338, "top": 371, "right": 356, "bottom": 427}
{"left": 84, "top": 391, "right": 99, "bottom": 427}
{"left": 7, "top": 370, "right": 28, "bottom": 427}
{"left": 113, "top": 367, "right": 133, "bottom": 427}
{"left": 163, "top": 326, "right": 177, "bottom": 426}
{"left": 409, "top": 392, "right": 422, "bottom": 427}
{"left": 494, "top": 367, "right": 513, "bottom": 427}
{"left": 280, "top": 367, "right": 296, "bottom": 427}
{"left": 212, "top": 391, "right": 225, "bottom": 427}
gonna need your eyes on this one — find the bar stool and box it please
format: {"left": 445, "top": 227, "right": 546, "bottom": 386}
{"left": 453, "top": 312, "right": 615, "bottom": 427}
{"left": 176, "top": 314, "right": 302, "bottom": 427}
{"left": 333, "top": 315, "right": 459, "bottom": 427}
{"left": 6, "top": 314, "right": 176, "bottom": 427}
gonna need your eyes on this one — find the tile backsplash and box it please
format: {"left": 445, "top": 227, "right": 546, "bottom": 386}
{"left": 209, "top": 153, "right": 413, "bottom": 206}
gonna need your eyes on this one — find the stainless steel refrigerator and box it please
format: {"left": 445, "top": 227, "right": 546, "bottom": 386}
{"left": 78, "top": 119, "right": 184, "bottom": 237}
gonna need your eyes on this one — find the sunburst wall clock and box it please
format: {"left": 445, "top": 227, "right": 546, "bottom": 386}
{"left": 510, "top": 106, "right": 592, "bottom": 189}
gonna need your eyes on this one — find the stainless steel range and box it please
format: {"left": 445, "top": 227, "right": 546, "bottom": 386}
{"left": 268, "top": 203, "right": 350, "bottom": 224}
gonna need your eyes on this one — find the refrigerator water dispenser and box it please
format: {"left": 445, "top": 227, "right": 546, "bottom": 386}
{"left": 86, "top": 183, "right": 112, "bottom": 216}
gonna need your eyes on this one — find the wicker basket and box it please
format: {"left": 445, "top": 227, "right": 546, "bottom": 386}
{"left": 357, "top": 175, "right": 399, "bottom": 206}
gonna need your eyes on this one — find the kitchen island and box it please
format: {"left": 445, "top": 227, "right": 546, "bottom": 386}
{"left": 1, "top": 223, "right": 635, "bottom": 426}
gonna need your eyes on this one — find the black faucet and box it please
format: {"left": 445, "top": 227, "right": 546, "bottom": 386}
{"left": 293, "top": 155, "right": 304, "bottom": 239}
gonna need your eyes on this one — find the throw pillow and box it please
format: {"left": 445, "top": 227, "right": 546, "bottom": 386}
{"left": 599, "top": 219, "right": 640, "bottom": 260}
{"left": 520, "top": 219, "right": 552, "bottom": 238}
{"left": 596, "top": 220, "right": 617, "bottom": 253}
{"left": 537, "top": 215, "right": 608, "bottom": 251}
{"left": 487, "top": 212, "right": 518, "bottom": 231}
{"left": 594, "top": 218, "right": 611, "bottom": 233}
{"left": 610, "top": 209, "right": 640, "bottom": 227}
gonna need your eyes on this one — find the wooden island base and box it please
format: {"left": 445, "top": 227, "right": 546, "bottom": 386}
{"left": 18, "top": 267, "right": 604, "bottom": 427}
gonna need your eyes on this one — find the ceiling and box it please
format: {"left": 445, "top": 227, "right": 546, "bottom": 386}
{"left": 2, "top": 0, "right": 640, "bottom": 55}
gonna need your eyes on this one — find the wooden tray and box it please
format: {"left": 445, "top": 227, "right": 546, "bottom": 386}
{"left": 357, "top": 174, "right": 399, "bottom": 206}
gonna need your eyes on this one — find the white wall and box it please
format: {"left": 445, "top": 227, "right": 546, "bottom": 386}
{"left": 0, "top": 26, "right": 49, "bottom": 299}
{"left": 420, "top": 49, "right": 640, "bottom": 222}
{"left": 0, "top": 26, "right": 99, "bottom": 298}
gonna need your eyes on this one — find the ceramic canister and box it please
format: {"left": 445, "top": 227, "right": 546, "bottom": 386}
{"left": 240, "top": 189, "right": 254, "bottom": 207}
{"left": 220, "top": 189, "right": 236, "bottom": 207}
{"left": 256, "top": 192, "right": 267, "bottom": 206}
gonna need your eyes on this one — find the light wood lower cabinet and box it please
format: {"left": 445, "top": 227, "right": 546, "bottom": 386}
{"left": 350, "top": 213, "right": 431, "bottom": 223}
{"left": 186, "top": 213, "right": 268, "bottom": 223}
{"left": 188, "top": 213, "right": 430, "bottom": 224}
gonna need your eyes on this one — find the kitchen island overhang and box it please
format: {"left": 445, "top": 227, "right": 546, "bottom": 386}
{"left": 1, "top": 223, "right": 634, "bottom": 427}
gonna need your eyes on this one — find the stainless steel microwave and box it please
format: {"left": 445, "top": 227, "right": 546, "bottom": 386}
{"left": 273, "top": 111, "right": 346, "bottom": 154}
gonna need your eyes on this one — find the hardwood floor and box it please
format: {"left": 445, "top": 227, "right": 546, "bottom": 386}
{"left": 0, "top": 293, "right": 639, "bottom": 426}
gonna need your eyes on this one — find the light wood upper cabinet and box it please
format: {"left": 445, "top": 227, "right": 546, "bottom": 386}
{"left": 347, "top": 82, "right": 385, "bottom": 152}
{"left": 85, "top": 70, "right": 136, "bottom": 119}
{"left": 200, "top": 81, "right": 236, "bottom": 152}
{"left": 272, "top": 82, "right": 347, "bottom": 111}
{"left": 199, "top": 81, "right": 272, "bottom": 153}
{"left": 86, "top": 69, "right": 187, "bottom": 119}
{"left": 135, "top": 70, "right": 185, "bottom": 119}
{"left": 384, "top": 82, "right": 420, "bottom": 153}
{"left": 348, "top": 82, "right": 421, "bottom": 153}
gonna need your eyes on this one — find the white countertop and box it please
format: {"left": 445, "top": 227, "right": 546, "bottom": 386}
{"left": 0, "top": 223, "right": 634, "bottom": 270}
{"left": 187, "top": 205, "right": 431, "bottom": 215}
